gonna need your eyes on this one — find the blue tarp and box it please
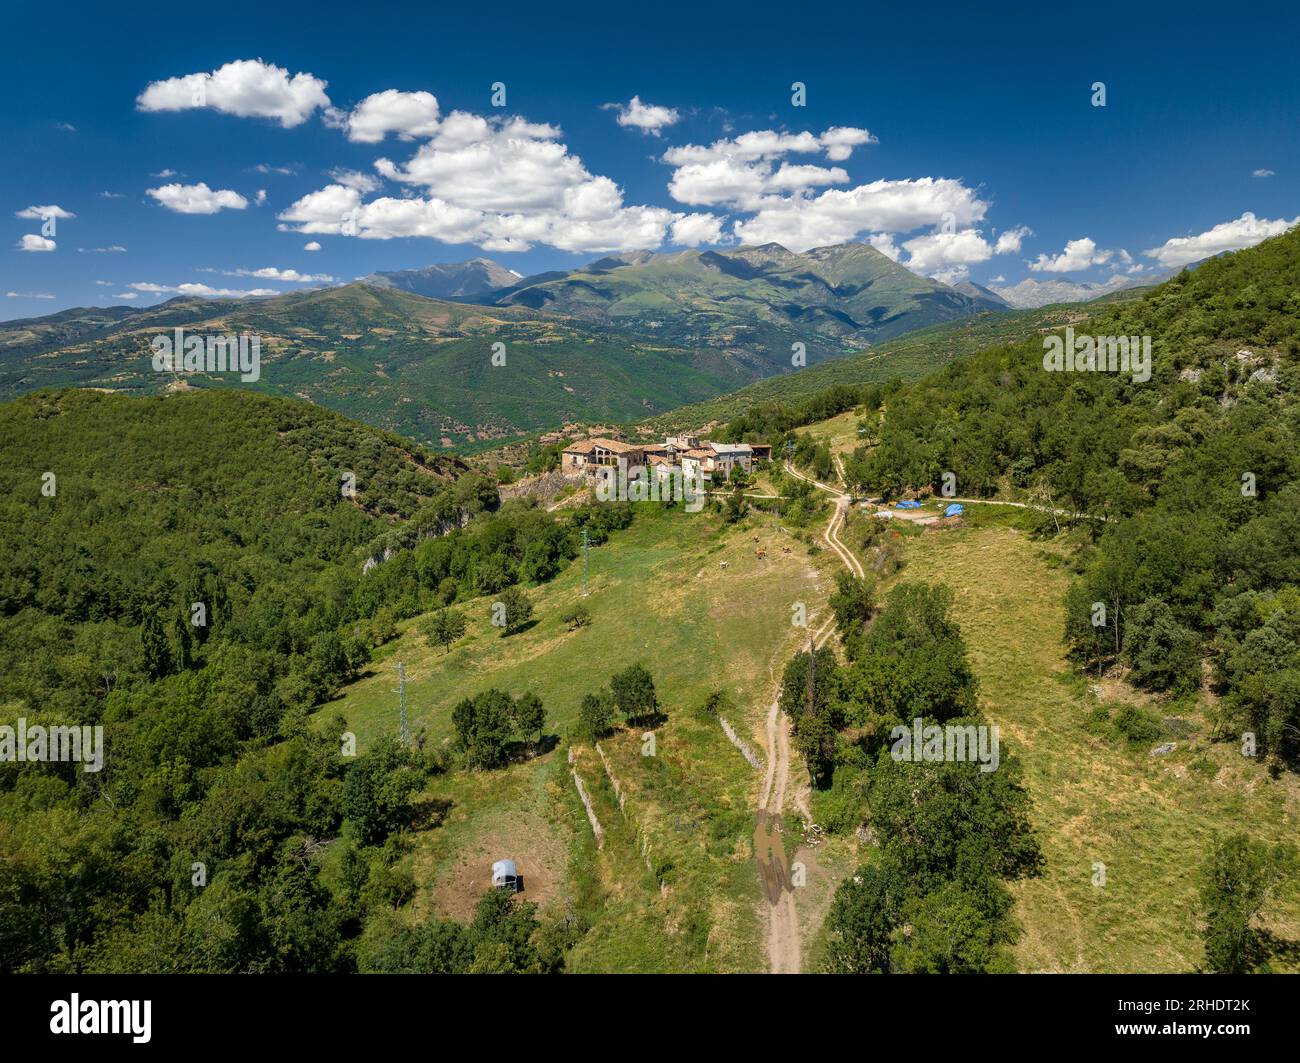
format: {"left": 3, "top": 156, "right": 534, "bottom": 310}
{"left": 945, "top": 503, "right": 964, "bottom": 517}
{"left": 895, "top": 500, "right": 921, "bottom": 509}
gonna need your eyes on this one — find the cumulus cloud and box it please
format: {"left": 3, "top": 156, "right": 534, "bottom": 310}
{"left": 137, "top": 59, "right": 330, "bottom": 127}
{"left": 732, "top": 177, "right": 989, "bottom": 252}
{"left": 328, "top": 168, "right": 381, "bottom": 193}
{"left": 1143, "top": 211, "right": 1300, "bottom": 268}
{"left": 16, "top": 204, "right": 75, "bottom": 220}
{"left": 303, "top": 241, "right": 322, "bottom": 251}
{"left": 128, "top": 281, "right": 279, "bottom": 298}
{"left": 113, "top": 292, "right": 139, "bottom": 300}
{"left": 670, "top": 213, "right": 726, "bottom": 246}
{"left": 1253, "top": 168, "right": 1275, "bottom": 178}
{"left": 220, "top": 267, "right": 334, "bottom": 282}
{"left": 5, "top": 290, "right": 55, "bottom": 298}
{"left": 283, "top": 112, "right": 697, "bottom": 253}
{"left": 1029, "top": 236, "right": 1112, "bottom": 273}
{"left": 994, "top": 225, "right": 1032, "bottom": 255}
{"left": 902, "top": 228, "right": 998, "bottom": 275}
{"left": 609, "top": 96, "right": 680, "bottom": 135}
{"left": 18, "top": 235, "right": 56, "bottom": 251}
{"left": 662, "top": 127, "right": 875, "bottom": 212}
{"left": 333, "top": 89, "right": 440, "bottom": 142}
{"left": 147, "top": 182, "right": 249, "bottom": 214}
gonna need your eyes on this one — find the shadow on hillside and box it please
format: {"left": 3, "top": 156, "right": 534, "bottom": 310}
{"left": 1257, "top": 929, "right": 1300, "bottom": 970}
{"left": 410, "top": 796, "right": 454, "bottom": 831}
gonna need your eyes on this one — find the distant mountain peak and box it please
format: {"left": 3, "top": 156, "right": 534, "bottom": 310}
{"left": 362, "top": 258, "right": 520, "bottom": 299}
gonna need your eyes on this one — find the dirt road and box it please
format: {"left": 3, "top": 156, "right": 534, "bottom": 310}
{"left": 754, "top": 462, "right": 864, "bottom": 974}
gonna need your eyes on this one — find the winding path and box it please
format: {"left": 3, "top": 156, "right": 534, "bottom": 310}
{"left": 754, "top": 460, "right": 866, "bottom": 974}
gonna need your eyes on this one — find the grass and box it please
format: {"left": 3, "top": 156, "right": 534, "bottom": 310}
{"left": 318, "top": 501, "right": 839, "bottom": 972}
{"left": 888, "top": 521, "right": 1300, "bottom": 973}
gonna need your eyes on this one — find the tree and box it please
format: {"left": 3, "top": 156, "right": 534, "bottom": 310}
{"left": 494, "top": 586, "right": 533, "bottom": 637}
{"left": 140, "top": 611, "right": 172, "bottom": 680}
{"left": 512, "top": 691, "right": 546, "bottom": 748}
{"left": 829, "top": 570, "right": 874, "bottom": 650}
{"left": 609, "top": 663, "right": 659, "bottom": 725}
{"left": 823, "top": 864, "right": 906, "bottom": 973}
{"left": 576, "top": 690, "right": 616, "bottom": 742}
{"left": 422, "top": 608, "right": 466, "bottom": 654}
{"left": 341, "top": 736, "right": 424, "bottom": 845}
{"left": 1199, "top": 834, "right": 1296, "bottom": 973}
{"left": 560, "top": 602, "right": 591, "bottom": 630}
{"left": 1122, "top": 599, "right": 1202, "bottom": 694}
{"left": 724, "top": 484, "right": 749, "bottom": 524}
{"left": 451, "top": 689, "right": 515, "bottom": 770}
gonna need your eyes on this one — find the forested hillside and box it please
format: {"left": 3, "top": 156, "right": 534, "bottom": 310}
{"left": 844, "top": 229, "right": 1300, "bottom": 770}
{"left": 0, "top": 389, "right": 600, "bottom": 972}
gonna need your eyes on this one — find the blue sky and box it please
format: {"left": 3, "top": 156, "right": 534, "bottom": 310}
{"left": 2, "top": 0, "right": 1296, "bottom": 319}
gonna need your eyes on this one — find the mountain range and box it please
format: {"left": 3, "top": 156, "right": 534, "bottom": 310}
{"left": 486, "top": 242, "right": 1008, "bottom": 361}
{"left": 362, "top": 258, "right": 524, "bottom": 299}
{"left": 0, "top": 241, "right": 1060, "bottom": 450}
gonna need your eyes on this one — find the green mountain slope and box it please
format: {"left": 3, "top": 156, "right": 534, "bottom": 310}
{"left": 0, "top": 283, "right": 751, "bottom": 451}
{"left": 635, "top": 296, "right": 1139, "bottom": 434}
{"left": 492, "top": 241, "right": 1006, "bottom": 367}
{"left": 851, "top": 227, "right": 1300, "bottom": 770}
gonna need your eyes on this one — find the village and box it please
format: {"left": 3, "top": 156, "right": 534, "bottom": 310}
{"left": 560, "top": 433, "right": 774, "bottom": 487}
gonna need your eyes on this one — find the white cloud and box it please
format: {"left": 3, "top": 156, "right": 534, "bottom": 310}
{"left": 732, "top": 177, "right": 988, "bottom": 252}
{"left": 868, "top": 233, "right": 901, "bottom": 261}
{"left": 328, "top": 168, "right": 381, "bottom": 193}
{"left": 100, "top": 191, "right": 125, "bottom": 199}
{"left": 1253, "top": 168, "right": 1275, "bottom": 178}
{"left": 336, "top": 89, "right": 440, "bottom": 142}
{"left": 993, "top": 225, "right": 1032, "bottom": 255}
{"left": 1029, "top": 236, "right": 1112, "bottom": 273}
{"left": 5, "top": 290, "right": 55, "bottom": 298}
{"left": 80, "top": 246, "right": 127, "bottom": 253}
{"left": 113, "top": 292, "right": 139, "bottom": 300}
{"left": 1143, "top": 211, "right": 1300, "bottom": 268}
{"left": 610, "top": 96, "right": 680, "bottom": 135}
{"left": 284, "top": 113, "right": 692, "bottom": 253}
{"left": 147, "top": 182, "right": 249, "bottom": 214}
{"left": 18, "top": 235, "right": 56, "bottom": 251}
{"left": 819, "top": 126, "right": 877, "bottom": 162}
{"left": 663, "top": 133, "right": 870, "bottom": 212}
{"left": 670, "top": 213, "right": 726, "bottom": 246}
{"left": 902, "top": 228, "right": 998, "bottom": 274}
{"left": 253, "top": 163, "right": 296, "bottom": 175}
{"left": 222, "top": 267, "right": 334, "bottom": 282}
{"left": 929, "top": 265, "right": 971, "bottom": 286}
{"left": 255, "top": 189, "right": 267, "bottom": 205}
{"left": 16, "top": 204, "right": 75, "bottom": 220}
{"left": 137, "top": 59, "right": 330, "bottom": 127}
{"left": 303, "top": 240, "right": 322, "bottom": 251}
{"left": 151, "top": 169, "right": 178, "bottom": 178}
{"left": 129, "top": 281, "right": 279, "bottom": 298}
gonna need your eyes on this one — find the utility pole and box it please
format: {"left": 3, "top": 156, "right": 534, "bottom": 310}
{"left": 582, "top": 527, "right": 590, "bottom": 597}
{"left": 395, "top": 661, "right": 409, "bottom": 745}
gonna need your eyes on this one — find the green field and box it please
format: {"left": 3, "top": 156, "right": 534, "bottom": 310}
{"left": 319, "top": 503, "right": 840, "bottom": 971}
{"left": 876, "top": 514, "right": 1300, "bottom": 972}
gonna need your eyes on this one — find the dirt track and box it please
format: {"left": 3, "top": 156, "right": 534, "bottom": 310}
{"left": 754, "top": 463, "right": 863, "bottom": 974}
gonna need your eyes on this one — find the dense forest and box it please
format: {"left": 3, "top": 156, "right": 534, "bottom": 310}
{"left": 752, "top": 230, "right": 1300, "bottom": 774}
{"left": 0, "top": 389, "right": 606, "bottom": 972}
